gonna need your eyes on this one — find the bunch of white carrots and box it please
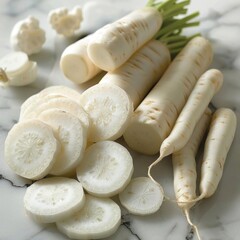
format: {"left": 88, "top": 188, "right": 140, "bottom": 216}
{"left": 58, "top": 0, "right": 238, "bottom": 238}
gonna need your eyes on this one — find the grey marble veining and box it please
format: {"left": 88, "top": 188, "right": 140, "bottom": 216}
{"left": 0, "top": 0, "right": 240, "bottom": 240}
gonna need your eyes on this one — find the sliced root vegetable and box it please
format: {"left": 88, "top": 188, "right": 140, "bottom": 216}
{"left": 0, "top": 51, "right": 37, "bottom": 86}
{"left": 100, "top": 40, "right": 170, "bottom": 108}
{"left": 159, "top": 69, "right": 223, "bottom": 159}
{"left": 87, "top": 7, "right": 162, "bottom": 71}
{"left": 20, "top": 85, "right": 82, "bottom": 120}
{"left": 38, "top": 108, "right": 87, "bottom": 176}
{"left": 20, "top": 95, "right": 90, "bottom": 131}
{"left": 119, "top": 177, "right": 164, "bottom": 215}
{"left": 57, "top": 194, "right": 121, "bottom": 240}
{"left": 79, "top": 83, "right": 133, "bottom": 142}
{"left": 197, "top": 108, "right": 237, "bottom": 200}
{"left": 4, "top": 120, "right": 59, "bottom": 180}
{"left": 60, "top": 35, "right": 102, "bottom": 84}
{"left": 123, "top": 36, "right": 213, "bottom": 155}
{"left": 77, "top": 141, "right": 133, "bottom": 197}
{"left": 24, "top": 177, "right": 85, "bottom": 223}
{"left": 171, "top": 108, "right": 212, "bottom": 239}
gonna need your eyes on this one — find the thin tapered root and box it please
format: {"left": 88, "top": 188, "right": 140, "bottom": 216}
{"left": 184, "top": 209, "right": 202, "bottom": 240}
{"left": 148, "top": 155, "right": 163, "bottom": 185}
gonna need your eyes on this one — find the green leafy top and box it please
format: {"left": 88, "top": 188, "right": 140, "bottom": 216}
{"left": 146, "top": 0, "right": 200, "bottom": 57}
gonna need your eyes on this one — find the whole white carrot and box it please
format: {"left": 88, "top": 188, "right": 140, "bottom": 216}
{"left": 60, "top": 35, "right": 101, "bottom": 84}
{"left": 198, "top": 108, "right": 237, "bottom": 199}
{"left": 87, "top": 7, "right": 162, "bottom": 71}
{"left": 159, "top": 69, "right": 223, "bottom": 159}
{"left": 124, "top": 36, "right": 213, "bottom": 155}
{"left": 88, "top": 0, "right": 200, "bottom": 71}
{"left": 100, "top": 40, "right": 170, "bottom": 108}
{"left": 172, "top": 109, "right": 211, "bottom": 239}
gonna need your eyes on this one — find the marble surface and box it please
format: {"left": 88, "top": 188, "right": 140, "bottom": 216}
{"left": 0, "top": 0, "right": 240, "bottom": 240}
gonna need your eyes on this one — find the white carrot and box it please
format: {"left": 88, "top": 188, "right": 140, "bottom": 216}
{"left": 159, "top": 69, "right": 223, "bottom": 159}
{"left": 197, "top": 108, "right": 237, "bottom": 200}
{"left": 60, "top": 35, "right": 101, "bottom": 84}
{"left": 100, "top": 40, "right": 170, "bottom": 108}
{"left": 87, "top": 0, "right": 200, "bottom": 71}
{"left": 124, "top": 36, "right": 213, "bottom": 156}
{"left": 172, "top": 108, "right": 211, "bottom": 240}
{"left": 87, "top": 7, "right": 162, "bottom": 71}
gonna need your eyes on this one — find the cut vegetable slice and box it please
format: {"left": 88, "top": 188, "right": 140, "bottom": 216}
{"left": 0, "top": 51, "right": 37, "bottom": 86}
{"left": 119, "top": 177, "right": 164, "bottom": 215}
{"left": 20, "top": 85, "right": 82, "bottom": 118}
{"left": 77, "top": 141, "right": 133, "bottom": 197}
{"left": 24, "top": 177, "right": 85, "bottom": 223}
{"left": 4, "top": 119, "right": 59, "bottom": 180}
{"left": 79, "top": 83, "right": 133, "bottom": 141}
{"left": 57, "top": 194, "right": 121, "bottom": 240}
{"left": 0, "top": 51, "right": 29, "bottom": 74}
{"left": 38, "top": 108, "right": 87, "bottom": 175}
{"left": 21, "top": 95, "right": 89, "bottom": 131}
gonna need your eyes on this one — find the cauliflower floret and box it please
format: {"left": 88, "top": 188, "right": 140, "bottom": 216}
{"left": 48, "top": 6, "right": 83, "bottom": 37}
{"left": 10, "top": 16, "right": 46, "bottom": 55}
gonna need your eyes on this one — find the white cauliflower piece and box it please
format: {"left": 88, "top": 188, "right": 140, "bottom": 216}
{"left": 10, "top": 16, "right": 46, "bottom": 55}
{"left": 48, "top": 6, "right": 83, "bottom": 37}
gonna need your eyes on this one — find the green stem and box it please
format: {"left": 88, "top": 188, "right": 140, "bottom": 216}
{"left": 147, "top": 0, "right": 201, "bottom": 58}
{"left": 155, "top": 12, "right": 200, "bottom": 38}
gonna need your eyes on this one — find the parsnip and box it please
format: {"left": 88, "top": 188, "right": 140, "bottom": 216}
{"left": 60, "top": 35, "right": 101, "bottom": 84}
{"left": 172, "top": 109, "right": 211, "bottom": 238}
{"left": 160, "top": 69, "right": 223, "bottom": 158}
{"left": 87, "top": 7, "right": 162, "bottom": 71}
{"left": 198, "top": 108, "right": 237, "bottom": 199}
{"left": 100, "top": 40, "right": 170, "bottom": 108}
{"left": 124, "top": 36, "right": 213, "bottom": 155}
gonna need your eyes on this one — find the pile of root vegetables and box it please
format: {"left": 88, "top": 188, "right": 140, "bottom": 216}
{"left": 4, "top": 0, "right": 237, "bottom": 239}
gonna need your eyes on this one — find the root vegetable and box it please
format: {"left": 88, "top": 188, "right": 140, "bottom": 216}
{"left": 60, "top": 35, "right": 102, "bottom": 84}
{"left": 172, "top": 109, "right": 211, "bottom": 239}
{"left": 100, "top": 40, "right": 170, "bottom": 108}
{"left": 160, "top": 69, "right": 223, "bottom": 159}
{"left": 124, "top": 36, "right": 213, "bottom": 155}
{"left": 198, "top": 108, "right": 237, "bottom": 199}
{"left": 87, "top": 7, "right": 162, "bottom": 71}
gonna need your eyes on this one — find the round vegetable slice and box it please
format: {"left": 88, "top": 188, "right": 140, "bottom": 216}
{"left": 79, "top": 83, "right": 133, "bottom": 141}
{"left": 38, "top": 108, "right": 87, "bottom": 176}
{"left": 24, "top": 177, "right": 85, "bottom": 223}
{"left": 4, "top": 119, "right": 59, "bottom": 180}
{"left": 0, "top": 51, "right": 29, "bottom": 74}
{"left": 77, "top": 141, "right": 133, "bottom": 197}
{"left": 119, "top": 177, "right": 164, "bottom": 215}
{"left": 57, "top": 194, "right": 121, "bottom": 240}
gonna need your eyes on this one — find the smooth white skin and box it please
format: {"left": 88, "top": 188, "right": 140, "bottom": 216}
{"left": 10, "top": 16, "right": 45, "bottom": 55}
{"left": 60, "top": 35, "right": 101, "bottom": 84}
{"left": 48, "top": 6, "right": 83, "bottom": 37}
{"left": 88, "top": 7, "right": 162, "bottom": 71}
{"left": 100, "top": 40, "right": 170, "bottom": 108}
{"left": 200, "top": 108, "right": 237, "bottom": 198}
{"left": 160, "top": 69, "right": 223, "bottom": 157}
{"left": 4, "top": 120, "right": 59, "bottom": 180}
{"left": 24, "top": 177, "right": 85, "bottom": 223}
{"left": 0, "top": 51, "right": 37, "bottom": 86}
{"left": 123, "top": 37, "right": 213, "bottom": 155}
{"left": 172, "top": 109, "right": 211, "bottom": 209}
{"left": 56, "top": 195, "right": 121, "bottom": 240}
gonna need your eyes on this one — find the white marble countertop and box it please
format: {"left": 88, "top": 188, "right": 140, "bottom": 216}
{"left": 0, "top": 0, "right": 240, "bottom": 240}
